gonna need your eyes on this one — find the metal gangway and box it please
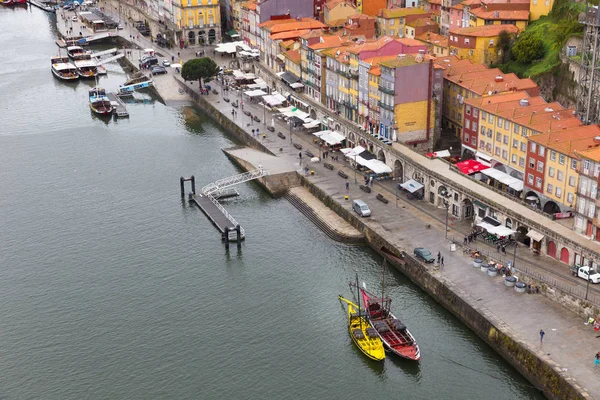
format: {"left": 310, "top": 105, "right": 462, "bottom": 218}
{"left": 77, "top": 32, "right": 114, "bottom": 44}
{"left": 192, "top": 168, "right": 268, "bottom": 242}
{"left": 91, "top": 48, "right": 118, "bottom": 58}
{"left": 95, "top": 52, "right": 124, "bottom": 66}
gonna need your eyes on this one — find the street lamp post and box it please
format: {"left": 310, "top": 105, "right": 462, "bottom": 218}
{"left": 354, "top": 153, "right": 358, "bottom": 184}
{"left": 448, "top": 146, "right": 453, "bottom": 169}
{"left": 512, "top": 242, "right": 518, "bottom": 271}
{"left": 586, "top": 260, "right": 593, "bottom": 300}
{"left": 444, "top": 200, "right": 450, "bottom": 239}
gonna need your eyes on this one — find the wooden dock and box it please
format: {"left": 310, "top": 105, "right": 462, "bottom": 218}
{"left": 190, "top": 194, "right": 243, "bottom": 241}
{"left": 106, "top": 92, "right": 129, "bottom": 118}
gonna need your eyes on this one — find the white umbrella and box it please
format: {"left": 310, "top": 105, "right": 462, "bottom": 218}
{"left": 170, "top": 63, "right": 182, "bottom": 69}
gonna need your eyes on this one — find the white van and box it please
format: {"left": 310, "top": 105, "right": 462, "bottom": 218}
{"left": 352, "top": 199, "right": 371, "bottom": 217}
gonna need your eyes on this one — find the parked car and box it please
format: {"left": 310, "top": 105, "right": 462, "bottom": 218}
{"left": 574, "top": 266, "right": 600, "bottom": 283}
{"left": 162, "top": 60, "right": 171, "bottom": 67}
{"left": 151, "top": 66, "right": 167, "bottom": 75}
{"left": 117, "top": 24, "right": 123, "bottom": 30}
{"left": 352, "top": 199, "right": 371, "bottom": 217}
{"left": 71, "top": 15, "right": 78, "bottom": 21}
{"left": 414, "top": 247, "right": 435, "bottom": 263}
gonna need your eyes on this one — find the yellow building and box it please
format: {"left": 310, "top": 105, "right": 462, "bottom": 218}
{"left": 530, "top": 0, "right": 555, "bottom": 21}
{"left": 376, "top": 8, "right": 430, "bottom": 37}
{"left": 416, "top": 32, "right": 449, "bottom": 57}
{"left": 449, "top": 24, "right": 519, "bottom": 65}
{"left": 323, "top": 0, "right": 357, "bottom": 25}
{"left": 174, "top": 0, "right": 221, "bottom": 45}
{"left": 468, "top": 9, "right": 529, "bottom": 31}
{"left": 283, "top": 49, "right": 302, "bottom": 79}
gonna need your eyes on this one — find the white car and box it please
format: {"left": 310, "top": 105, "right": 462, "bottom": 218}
{"left": 576, "top": 266, "right": 600, "bottom": 283}
{"left": 71, "top": 15, "right": 78, "bottom": 21}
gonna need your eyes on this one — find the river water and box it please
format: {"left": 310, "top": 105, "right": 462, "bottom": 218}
{"left": 0, "top": 8, "right": 544, "bottom": 400}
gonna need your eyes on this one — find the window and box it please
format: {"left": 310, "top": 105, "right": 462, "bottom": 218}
{"left": 495, "top": 147, "right": 501, "bottom": 156}
{"left": 569, "top": 176, "right": 576, "bottom": 187}
{"left": 550, "top": 150, "right": 556, "bottom": 161}
{"left": 522, "top": 128, "right": 528, "bottom": 137}
{"left": 389, "top": 18, "right": 395, "bottom": 25}
{"left": 480, "top": 140, "right": 485, "bottom": 149}
{"left": 488, "top": 114, "right": 493, "bottom": 123}
{"left": 473, "top": 109, "right": 479, "bottom": 118}
{"left": 514, "top": 124, "right": 520, "bottom": 134}
{"left": 589, "top": 204, "right": 595, "bottom": 218}
{"left": 527, "top": 173, "right": 534, "bottom": 185}
{"left": 557, "top": 170, "right": 564, "bottom": 181}
{"left": 519, "top": 157, "right": 525, "bottom": 167}
{"left": 497, "top": 117, "right": 503, "bottom": 128}
{"left": 489, "top": 39, "right": 494, "bottom": 46}
{"left": 502, "top": 150, "right": 508, "bottom": 160}
{"left": 547, "top": 183, "right": 553, "bottom": 194}
{"left": 529, "top": 158, "right": 535, "bottom": 168}
{"left": 503, "top": 135, "right": 509, "bottom": 145}
{"left": 548, "top": 167, "right": 555, "bottom": 177}
{"left": 512, "top": 139, "right": 519, "bottom": 148}
{"left": 536, "top": 177, "right": 542, "bottom": 188}
{"left": 559, "top": 154, "right": 565, "bottom": 165}
{"left": 520, "top": 142, "right": 526, "bottom": 152}
{"left": 458, "top": 113, "right": 462, "bottom": 122}
{"left": 472, "top": 122, "right": 478, "bottom": 131}
{"left": 496, "top": 132, "right": 501, "bottom": 142}
{"left": 481, "top": 125, "right": 486, "bottom": 135}
{"left": 466, "top": 105, "right": 471, "bottom": 115}
{"left": 567, "top": 192, "right": 574, "bottom": 204}
{"left": 538, "top": 146, "right": 545, "bottom": 157}
{"left": 465, "top": 38, "right": 470, "bottom": 44}
{"left": 556, "top": 187, "right": 562, "bottom": 198}
{"left": 481, "top": 111, "right": 487, "bottom": 120}
{"left": 465, "top": 119, "right": 470, "bottom": 129}
{"left": 571, "top": 159, "right": 577, "bottom": 170}
{"left": 530, "top": 142, "right": 536, "bottom": 152}
{"left": 504, "top": 120, "right": 509, "bottom": 130}
{"left": 512, "top": 154, "right": 517, "bottom": 164}
{"left": 464, "top": 132, "right": 469, "bottom": 143}
{"left": 537, "top": 161, "right": 544, "bottom": 172}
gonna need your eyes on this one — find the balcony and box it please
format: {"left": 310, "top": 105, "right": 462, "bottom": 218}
{"left": 378, "top": 100, "right": 394, "bottom": 111}
{"left": 343, "top": 100, "right": 358, "bottom": 110}
{"left": 378, "top": 85, "right": 395, "bottom": 95}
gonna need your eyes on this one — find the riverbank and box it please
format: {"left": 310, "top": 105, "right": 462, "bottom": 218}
{"left": 171, "top": 75, "right": 596, "bottom": 399}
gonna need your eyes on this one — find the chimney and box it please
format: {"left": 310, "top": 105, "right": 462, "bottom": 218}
{"left": 494, "top": 75, "right": 503, "bottom": 82}
{"left": 519, "top": 99, "right": 529, "bottom": 106}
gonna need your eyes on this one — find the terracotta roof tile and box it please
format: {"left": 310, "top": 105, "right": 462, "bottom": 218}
{"left": 284, "top": 49, "right": 301, "bottom": 64}
{"left": 308, "top": 35, "right": 346, "bottom": 50}
{"left": 416, "top": 32, "right": 449, "bottom": 47}
{"left": 450, "top": 24, "right": 519, "bottom": 37}
{"left": 470, "top": 8, "right": 529, "bottom": 20}
{"left": 271, "top": 29, "right": 312, "bottom": 40}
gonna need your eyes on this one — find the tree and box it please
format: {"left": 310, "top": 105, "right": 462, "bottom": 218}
{"left": 181, "top": 57, "right": 220, "bottom": 89}
{"left": 512, "top": 33, "right": 545, "bottom": 64}
{"left": 496, "top": 30, "right": 513, "bottom": 64}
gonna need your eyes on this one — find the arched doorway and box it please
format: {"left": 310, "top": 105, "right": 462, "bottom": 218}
{"left": 516, "top": 226, "right": 530, "bottom": 246}
{"left": 543, "top": 200, "right": 560, "bottom": 215}
{"left": 547, "top": 241, "right": 556, "bottom": 258}
{"left": 560, "top": 247, "right": 569, "bottom": 264}
{"left": 335, "top": 123, "right": 341, "bottom": 131}
{"left": 505, "top": 218, "right": 512, "bottom": 228}
{"left": 208, "top": 29, "right": 216, "bottom": 44}
{"left": 394, "top": 160, "right": 403, "bottom": 181}
{"left": 462, "top": 198, "right": 473, "bottom": 219}
{"left": 377, "top": 150, "right": 386, "bottom": 163}
{"left": 524, "top": 191, "right": 540, "bottom": 209}
{"left": 198, "top": 30, "right": 206, "bottom": 45}
{"left": 188, "top": 31, "right": 196, "bottom": 45}
{"left": 310, "top": 109, "right": 317, "bottom": 120}
{"left": 437, "top": 185, "right": 449, "bottom": 206}
{"left": 359, "top": 138, "right": 367, "bottom": 148}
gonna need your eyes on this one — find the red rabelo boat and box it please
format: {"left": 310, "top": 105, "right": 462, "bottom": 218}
{"left": 353, "top": 282, "right": 421, "bottom": 361}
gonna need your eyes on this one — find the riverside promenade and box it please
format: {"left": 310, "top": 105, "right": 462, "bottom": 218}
{"left": 173, "top": 75, "right": 597, "bottom": 399}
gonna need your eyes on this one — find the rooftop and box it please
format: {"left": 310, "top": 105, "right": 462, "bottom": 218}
{"left": 308, "top": 35, "right": 346, "bottom": 50}
{"left": 379, "top": 54, "right": 425, "bottom": 68}
{"left": 240, "top": 0, "right": 256, "bottom": 11}
{"left": 446, "top": 69, "right": 537, "bottom": 96}
{"left": 324, "top": 0, "right": 355, "bottom": 10}
{"left": 284, "top": 49, "right": 301, "bottom": 64}
{"left": 271, "top": 29, "right": 312, "bottom": 40}
{"left": 529, "top": 126, "right": 600, "bottom": 157}
{"left": 416, "top": 32, "right": 449, "bottom": 47}
{"left": 450, "top": 24, "right": 519, "bottom": 37}
{"left": 470, "top": 8, "right": 530, "bottom": 21}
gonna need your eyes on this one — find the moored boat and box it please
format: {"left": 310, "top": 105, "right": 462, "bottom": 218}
{"left": 74, "top": 57, "right": 97, "bottom": 78}
{"left": 66, "top": 45, "right": 89, "bottom": 61}
{"left": 89, "top": 87, "right": 113, "bottom": 116}
{"left": 359, "top": 287, "right": 420, "bottom": 361}
{"left": 339, "top": 295, "right": 385, "bottom": 362}
{"left": 51, "top": 56, "right": 78, "bottom": 80}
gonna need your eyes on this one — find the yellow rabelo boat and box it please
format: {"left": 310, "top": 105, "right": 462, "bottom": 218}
{"left": 339, "top": 295, "right": 385, "bottom": 362}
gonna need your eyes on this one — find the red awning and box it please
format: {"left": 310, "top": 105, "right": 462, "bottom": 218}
{"left": 455, "top": 159, "right": 490, "bottom": 175}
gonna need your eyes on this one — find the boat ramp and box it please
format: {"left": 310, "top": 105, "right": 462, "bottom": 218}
{"left": 106, "top": 92, "right": 129, "bottom": 118}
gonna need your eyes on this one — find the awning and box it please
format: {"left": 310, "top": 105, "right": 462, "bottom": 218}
{"left": 475, "top": 151, "right": 492, "bottom": 163}
{"left": 476, "top": 221, "right": 497, "bottom": 232}
{"left": 455, "top": 159, "right": 490, "bottom": 175}
{"left": 426, "top": 149, "right": 451, "bottom": 158}
{"left": 481, "top": 168, "right": 524, "bottom": 191}
{"left": 526, "top": 230, "right": 545, "bottom": 242}
{"left": 290, "top": 82, "right": 304, "bottom": 89}
{"left": 483, "top": 216, "right": 501, "bottom": 226}
{"left": 489, "top": 226, "right": 515, "bottom": 237}
{"left": 280, "top": 71, "right": 300, "bottom": 85}
{"left": 276, "top": 54, "right": 286, "bottom": 62}
{"left": 263, "top": 94, "right": 284, "bottom": 107}
{"left": 228, "top": 29, "right": 238, "bottom": 36}
{"left": 472, "top": 199, "right": 487, "bottom": 209}
{"left": 244, "top": 89, "right": 267, "bottom": 97}
{"left": 400, "top": 179, "right": 424, "bottom": 193}
{"left": 303, "top": 120, "right": 321, "bottom": 129}
{"left": 364, "top": 159, "right": 392, "bottom": 174}
{"left": 319, "top": 131, "right": 346, "bottom": 145}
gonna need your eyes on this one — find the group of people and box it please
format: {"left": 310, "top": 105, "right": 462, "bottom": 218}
{"left": 363, "top": 174, "right": 374, "bottom": 188}
{"left": 463, "top": 230, "right": 479, "bottom": 245}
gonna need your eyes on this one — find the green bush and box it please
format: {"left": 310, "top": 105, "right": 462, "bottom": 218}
{"left": 512, "top": 33, "right": 545, "bottom": 63}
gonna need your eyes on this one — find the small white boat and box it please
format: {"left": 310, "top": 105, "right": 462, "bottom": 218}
{"left": 50, "top": 56, "right": 78, "bottom": 80}
{"left": 74, "top": 57, "right": 98, "bottom": 78}
{"left": 66, "top": 45, "right": 89, "bottom": 60}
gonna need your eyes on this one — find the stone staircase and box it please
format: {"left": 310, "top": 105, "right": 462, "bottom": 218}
{"left": 284, "top": 190, "right": 364, "bottom": 245}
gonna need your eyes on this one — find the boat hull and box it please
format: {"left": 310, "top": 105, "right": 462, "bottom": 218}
{"left": 51, "top": 68, "right": 78, "bottom": 81}
{"left": 340, "top": 296, "right": 385, "bottom": 362}
{"left": 361, "top": 289, "right": 420, "bottom": 361}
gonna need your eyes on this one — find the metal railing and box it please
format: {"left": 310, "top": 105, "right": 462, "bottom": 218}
{"left": 205, "top": 192, "right": 245, "bottom": 239}
{"left": 201, "top": 168, "right": 268, "bottom": 195}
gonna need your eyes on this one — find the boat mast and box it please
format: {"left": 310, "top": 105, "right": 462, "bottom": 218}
{"left": 381, "top": 260, "right": 385, "bottom": 308}
{"left": 356, "top": 272, "right": 362, "bottom": 330}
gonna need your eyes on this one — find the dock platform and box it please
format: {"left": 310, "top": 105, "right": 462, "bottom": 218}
{"left": 107, "top": 92, "right": 129, "bottom": 118}
{"left": 190, "top": 194, "right": 243, "bottom": 241}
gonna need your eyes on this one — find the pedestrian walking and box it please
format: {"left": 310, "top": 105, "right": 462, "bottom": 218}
{"left": 441, "top": 256, "right": 444, "bottom": 267}
{"left": 346, "top": 181, "right": 350, "bottom": 191}
{"left": 502, "top": 246, "right": 506, "bottom": 254}
{"left": 369, "top": 176, "right": 373, "bottom": 187}
{"left": 497, "top": 244, "right": 501, "bottom": 253}
{"left": 595, "top": 353, "right": 600, "bottom": 369}
{"left": 539, "top": 329, "right": 545, "bottom": 344}
{"left": 463, "top": 236, "right": 467, "bottom": 245}
{"left": 171, "top": 55, "right": 175, "bottom": 62}
{"left": 437, "top": 252, "right": 441, "bottom": 263}
{"left": 256, "top": 128, "right": 259, "bottom": 136}
{"left": 299, "top": 152, "right": 302, "bottom": 160}
{"left": 251, "top": 129, "right": 255, "bottom": 137}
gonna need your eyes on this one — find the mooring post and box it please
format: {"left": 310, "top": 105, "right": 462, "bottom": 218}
{"left": 190, "top": 175, "right": 196, "bottom": 195}
{"left": 235, "top": 224, "right": 241, "bottom": 242}
{"left": 180, "top": 176, "right": 185, "bottom": 197}
{"left": 224, "top": 227, "right": 230, "bottom": 246}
